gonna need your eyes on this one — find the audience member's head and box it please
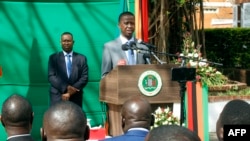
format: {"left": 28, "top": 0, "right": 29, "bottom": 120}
{"left": 216, "top": 99, "right": 250, "bottom": 141}
{"left": 0, "top": 94, "right": 34, "bottom": 136}
{"left": 41, "top": 101, "right": 89, "bottom": 141}
{"left": 145, "top": 125, "right": 201, "bottom": 141}
{"left": 121, "top": 96, "right": 153, "bottom": 132}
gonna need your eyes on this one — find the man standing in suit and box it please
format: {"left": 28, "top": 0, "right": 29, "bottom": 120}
{"left": 1, "top": 94, "right": 34, "bottom": 141}
{"left": 48, "top": 32, "right": 88, "bottom": 107}
{"left": 101, "top": 96, "right": 153, "bottom": 141}
{"left": 101, "top": 11, "right": 148, "bottom": 78}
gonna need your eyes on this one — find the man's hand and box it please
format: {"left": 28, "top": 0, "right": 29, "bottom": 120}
{"left": 117, "top": 59, "right": 126, "bottom": 65}
{"left": 67, "top": 85, "right": 79, "bottom": 96}
{"left": 62, "top": 93, "right": 70, "bottom": 101}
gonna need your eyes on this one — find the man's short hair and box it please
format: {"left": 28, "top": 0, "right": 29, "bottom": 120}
{"left": 43, "top": 101, "right": 88, "bottom": 139}
{"left": 1, "top": 94, "right": 33, "bottom": 127}
{"left": 219, "top": 99, "right": 250, "bottom": 125}
{"left": 61, "top": 31, "right": 73, "bottom": 38}
{"left": 147, "top": 125, "right": 201, "bottom": 141}
{"left": 118, "top": 11, "right": 134, "bottom": 22}
{"left": 216, "top": 99, "right": 250, "bottom": 141}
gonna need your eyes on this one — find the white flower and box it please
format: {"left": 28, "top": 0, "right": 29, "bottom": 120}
{"left": 164, "top": 107, "right": 170, "bottom": 113}
{"left": 167, "top": 117, "right": 172, "bottom": 121}
{"left": 189, "top": 60, "right": 197, "bottom": 67}
{"left": 163, "top": 121, "right": 169, "bottom": 125}
{"left": 188, "top": 53, "right": 193, "bottom": 57}
{"left": 215, "top": 71, "right": 222, "bottom": 74}
{"left": 155, "top": 107, "right": 163, "bottom": 115}
{"left": 152, "top": 107, "right": 180, "bottom": 128}
{"left": 193, "top": 53, "right": 199, "bottom": 58}
{"left": 191, "top": 42, "right": 194, "bottom": 48}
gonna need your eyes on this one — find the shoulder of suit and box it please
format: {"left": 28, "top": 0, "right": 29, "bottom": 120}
{"left": 73, "top": 52, "right": 87, "bottom": 58}
{"left": 49, "top": 51, "right": 61, "bottom": 57}
{"left": 104, "top": 38, "right": 121, "bottom": 47}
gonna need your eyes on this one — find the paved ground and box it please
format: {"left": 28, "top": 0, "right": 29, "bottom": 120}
{"left": 210, "top": 132, "right": 218, "bottom": 141}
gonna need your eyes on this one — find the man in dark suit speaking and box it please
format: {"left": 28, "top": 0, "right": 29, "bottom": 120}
{"left": 101, "top": 11, "right": 148, "bottom": 78}
{"left": 48, "top": 32, "right": 88, "bottom": 107}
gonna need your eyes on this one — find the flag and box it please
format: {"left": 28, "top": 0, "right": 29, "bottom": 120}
{"left": 185, "top": 81, "right": 210, "bottom": 141}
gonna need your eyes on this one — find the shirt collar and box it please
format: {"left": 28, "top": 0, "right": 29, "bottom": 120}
{"left": 63, "top": 51, "right": 73, "bottom": 56}
{"left": 7, "top": 134, "right": 31, "bottom": 140}
{"left": 120, "top": 35, "right": 134, "bottom": 44}
{"left": 128, "top": 128, "right": 149, "bottom": 132}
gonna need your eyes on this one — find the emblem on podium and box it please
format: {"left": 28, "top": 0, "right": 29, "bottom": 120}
{"left": 138, "top": 70, "right": 162, "bottom": 96}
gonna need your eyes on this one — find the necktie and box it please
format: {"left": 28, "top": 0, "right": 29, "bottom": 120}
{"left": 127, "top": 41, "right": 135, "bottom": 65}
{"left": 128, "top": 49, "right": 135, "bottom": 65}
{"left": 66, "top": 54, "right": 72, "bottom": 77}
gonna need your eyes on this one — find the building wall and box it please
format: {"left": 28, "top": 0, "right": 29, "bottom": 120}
{"left": 196, "top": 1, "right": 233, "bottom": 28}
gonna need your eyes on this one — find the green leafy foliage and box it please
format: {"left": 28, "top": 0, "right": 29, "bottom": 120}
{"left": 175, "top": 32, "right": 228, "bottom": 86}
{"left": 205, "top": 28, "right": 250, "bottom": 69}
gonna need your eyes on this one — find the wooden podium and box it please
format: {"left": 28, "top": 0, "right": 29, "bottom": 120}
{"left": 100, "top": 64, "right": 180, "bottom": 136}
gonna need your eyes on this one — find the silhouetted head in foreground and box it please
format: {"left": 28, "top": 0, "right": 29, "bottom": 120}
{"left": 145, "top": 125, "right": 201, "bottom": 141}
{"left": 216, "top": 99, "right": 250, "bottom": 141}
{"left": 121, "top": 96, "right": 153, "bottom": 132}
{"left": 41, "top": 101, "right": 89, "bottom": 141}
{"left": 1, "top": 94, "right": 34, "bottom": 137}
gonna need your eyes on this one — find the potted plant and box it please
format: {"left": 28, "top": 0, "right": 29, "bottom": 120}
{"left": 152, "top": 106, "right": 180, "bottom": 128}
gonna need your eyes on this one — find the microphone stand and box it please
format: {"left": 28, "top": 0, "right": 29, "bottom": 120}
{"left": 150, "top": 50, "right": 166, "bottom": 64}
{"left": 133, "top": 45, "right": 166, "bottom": 64}
{"left": 153, "top": 51, "right": 222, "bottom": 126}
{"left": 177, "top": 58, "right": 190, "bottom": 126}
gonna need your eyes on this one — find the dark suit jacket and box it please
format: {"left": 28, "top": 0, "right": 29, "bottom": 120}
{"left": 101, "top": 37, "right": 148, "bottom": 77}
{"left": 101, "top": 130, "right": 148, "bottom": 141}
{"left": 7, "top": 135, "right": 34, "bottom": 141}
{"left": 48, "top": 51, "right": 88, "bottom": 107}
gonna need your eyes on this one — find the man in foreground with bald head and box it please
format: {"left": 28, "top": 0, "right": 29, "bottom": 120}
{"left": 41, "top": 101, "right": 89, "bottom": 141}
{"left": 0, "top": 94, "right": 34, "bottom": 141}
{"left": 145, "top": 125, "right": 201, "bottom": 141}
{"left": 102, "top": 96, "right": 153, "bottom": 141}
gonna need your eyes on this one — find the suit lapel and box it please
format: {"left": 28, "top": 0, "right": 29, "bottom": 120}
{"left": 115, "top": 38, "right": 128, "bottom": 62}
{"left": 70, "top": 52, "right": 77, "bottom": 79}
{"left": 58, "top": 52, "right": 68, "bottom": 78}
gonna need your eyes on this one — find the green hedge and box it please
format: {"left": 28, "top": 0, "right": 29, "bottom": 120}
{"left": 205, "top": 28, "right": 250, "bottom": 69}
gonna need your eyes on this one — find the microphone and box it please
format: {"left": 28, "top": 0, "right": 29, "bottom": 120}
{"left": 128, "top": 41, "right": 137, "bottom": 50}
{"left": 122, "top": 41, "right": 137, "bottom": 51}
{"left": 121, "top": 44, "right": 130, "bottom": 51}
{"left": 143, "top": 53, "right": 151, "bottom": 64}
{"left": 122, "top": 41, "right": 150, "bottom": 52}
{"left": 138, "top": 39, "right": 156, "bottom": 49}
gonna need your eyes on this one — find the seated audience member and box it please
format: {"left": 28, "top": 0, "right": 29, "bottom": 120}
{"left": 101, "top": 96, "right": 153, "bottom": 141}
{"left": 41, "top": 101, "right": 90, "bottom": 141}
{"left": 0, "top": 94, "right": 34, "bottom": 141}
{"left": 145, "top": 125, "right": 201, "bottom": 141}
{"left": 216, "top": 99, "right": 250, "bottom": 141}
